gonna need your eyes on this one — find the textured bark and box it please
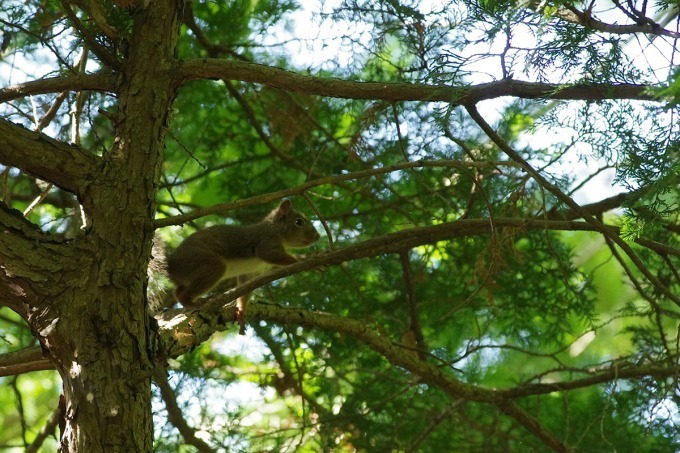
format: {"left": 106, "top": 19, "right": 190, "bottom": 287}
{"left": 0, "top": 118, "right": 99, "bottom": 197}
{"left": 0, "top": 1, "right": 182, "bottom": 451}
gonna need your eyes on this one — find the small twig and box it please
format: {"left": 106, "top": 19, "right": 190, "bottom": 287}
{"left": 70, "top": 46, "right": 90, "bottom": 145}
{"left": 602, "top": 235, "right": 675, "bottom": 366}
{"left": 36, "top": 91, "right": 68, "bottom": 131}
{"left": 154, "top": 368, "right": 216, "bottom": 453}
{"left": 10, "top": 377, "right": 29, "bottom": 449}
{"left": 283, "top": 330, "right": 309, "bottom": 447}
{"left": 59, "top": 0, "right": 120, "bottom": 69}
{"left": 154, "top": 160, "right": 520, "bottom": 228}
{"left": 399, "top": 251, "right": 428, "bottom": 360}
{"left": 26, "top": 406, "right": 60, "bottom": 453}
{"left": 405, "top": 402, "right": 462, "bottom": 453}
{"left": 497, "top": 400, "right": 572, "bottom": 452}
{"left": 301, "top": 192, "right": 334, "bottom": 250}
{"left": 23, "top": 183, "right": 54, "bottom": 217}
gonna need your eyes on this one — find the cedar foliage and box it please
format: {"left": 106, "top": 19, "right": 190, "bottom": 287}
{"left": 0, "top": 0, "right": 679, "bottom": 451}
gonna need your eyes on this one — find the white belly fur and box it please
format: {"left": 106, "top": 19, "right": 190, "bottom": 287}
{"left": 222, "top": 257, "right": 274, "bottom": 279}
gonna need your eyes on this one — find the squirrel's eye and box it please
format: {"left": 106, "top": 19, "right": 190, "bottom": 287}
{"left": 295, "top": 218, "right": 305, "bottom": 227}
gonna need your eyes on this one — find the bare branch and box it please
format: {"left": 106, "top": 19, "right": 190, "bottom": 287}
{"left": 500, "top": 363, "right": 680, "bottom": 398}
{"left": 536, "top": 2, "right": 680, "bottom": 38}
{"left": 0, "top": 73, "right": 116, "bottom": 103}
{"left": 177, "top": 59, "right": 657, "bottom": 103}
{"left": 0, "top": 119, "right": 100, "bottom": 198}
{"left": 547, "top": 192, "right": 630, "bottom": 220}
{"left": 0, "top": 346, "right": 53, "bottom": 377}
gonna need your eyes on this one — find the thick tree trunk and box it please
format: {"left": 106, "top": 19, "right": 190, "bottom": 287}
{"left": 0, "top": 2, "right": 182, "bottom": 451}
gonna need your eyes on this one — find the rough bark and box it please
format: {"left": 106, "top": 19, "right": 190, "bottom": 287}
{"left": 0, "top": 1, "right": 182, "bottom": 451}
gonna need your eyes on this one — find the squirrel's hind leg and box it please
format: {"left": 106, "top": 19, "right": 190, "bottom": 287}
{"left": 235, "top": 275, "right": 254, "bottom": 335}
{"left": 175, "top": 256, "right": 226, "bottom": 307}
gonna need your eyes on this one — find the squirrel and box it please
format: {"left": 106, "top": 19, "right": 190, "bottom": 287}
{"left": 167, "top": 199, "right": 320, "bottom": 335}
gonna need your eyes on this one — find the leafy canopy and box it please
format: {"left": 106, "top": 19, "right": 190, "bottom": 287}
{"left": 0, "top": 0, "right": 679, "bottom": 451}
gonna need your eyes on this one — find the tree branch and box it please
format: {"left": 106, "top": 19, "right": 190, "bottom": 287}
{"left": 547, "top": 192, "right": 630, "bottom": 220}
{"left": 0, "top": 203, "right": 68, "bottom": 312}
{"left": 536, "top": 2, "right": 680, "bottom": 38}
{"left": 18, "top": 305, "right": 680, "bottom": 401}
{"left": 0, "top": 73, "right": 117, "bottom": 103}
{"left": 0, "top": 346, "right": 52, "bottom": 377}
{"left": 0, "top": 119, "right": 100, "bottom": 198}
{"left": 177, "top": 59, "right": 656, "bottom": 103}
{"left": 155, "top": 217, "right": 679, "bottom": 353}
{"left": 157, "top": 302, "right": 572, "bottom": 450}
{"left": 499, "top": 363, "right": 680, "bottom": 398}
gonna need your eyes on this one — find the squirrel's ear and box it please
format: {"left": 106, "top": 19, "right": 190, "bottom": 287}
{"left": 270, "top": 199, "right": 292, "bottom": 221}
{"left": 278, "top": 199, "right": 293, "bottom": 213}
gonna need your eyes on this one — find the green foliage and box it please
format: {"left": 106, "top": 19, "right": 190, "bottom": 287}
{"left": 1, "top": 0, "right": 679, "bottom": 450}
{"left": 0, "top": 309, "right": 60, "bottom": 451}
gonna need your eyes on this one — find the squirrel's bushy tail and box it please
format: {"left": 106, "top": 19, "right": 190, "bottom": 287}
{"left": 147, "top": 235, "right": 174, "bottom": 314}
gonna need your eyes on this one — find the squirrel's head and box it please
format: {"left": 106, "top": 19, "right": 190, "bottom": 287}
{"left": 266, "top": 200, "right": 321, "bottom": 248}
